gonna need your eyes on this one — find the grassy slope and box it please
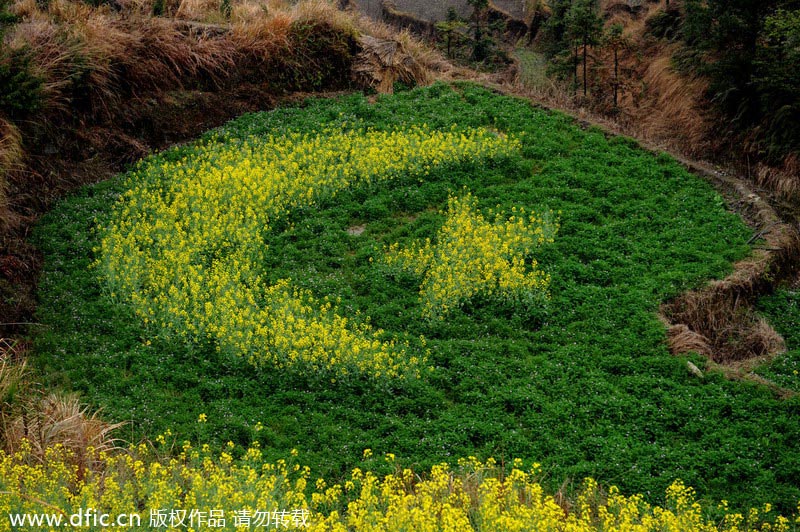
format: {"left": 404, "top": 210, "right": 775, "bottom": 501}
{"left": 31, "top": 83, "right": 800, "bottom": 511}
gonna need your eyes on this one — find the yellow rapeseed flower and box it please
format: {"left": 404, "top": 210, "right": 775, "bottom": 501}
{"left": 97, "top": 126, "right": 519, "bottom": 379}
{"left": 1, "top": 443, "right": 797, "bottom": 531}
{"left": 384, "top": 191, "right": 557, "bottom": 320}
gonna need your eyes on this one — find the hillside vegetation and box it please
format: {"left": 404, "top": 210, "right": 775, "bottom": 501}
{"left": 496, "top": 0, "right": 800, "bottom": 197}
{"left": 2, "top": 0, "right": 800, "bottom": 529}
{"left": 30, "top": 84, "right": 800, "bottom": 516}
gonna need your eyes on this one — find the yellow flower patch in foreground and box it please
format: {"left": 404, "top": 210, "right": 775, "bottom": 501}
{"left": 1, "top": 443, "right": 796, "bottom": 531}
{"left": 97, "top": 126, "right": 518, "bottom": 378}
{"left": 384, "top": 192, "right": 557, "bottom": 320}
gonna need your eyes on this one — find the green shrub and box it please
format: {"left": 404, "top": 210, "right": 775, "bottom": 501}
{"left": 0, "top": 47, "right": 43, "bottom": 118}
{"left": 645, "top": 7, "right": 682, "bottom": 41}
{"left": 0, "top": 0, "right": 43, "bottom": 118}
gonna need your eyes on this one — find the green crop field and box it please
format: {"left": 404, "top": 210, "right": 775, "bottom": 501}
{"left": 758, "top": 290, "right": 800, "bottom": 394}
{"left": 31, "top": 83, "right": 800, "bottom": 514}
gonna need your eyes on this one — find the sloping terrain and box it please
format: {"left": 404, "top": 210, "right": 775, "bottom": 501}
{"left": 30, "top": 84, "right": 800, "bottom": 512}
{"left": 2, "top": 0, "right": 800, "bottom": 527}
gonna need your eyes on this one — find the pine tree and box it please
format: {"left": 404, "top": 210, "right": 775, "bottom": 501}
{"left": 0, "top": 0, "right": 42, "bottom": 118}
{"left": 435, "top": 8, "right": 467, "bottom": 59}
{"left": 605, "top": 23, "right": 628, "bottom": 108}
{"left": 541, "top": 0, "right": 573, "bottom": 58}
{"left": 468, "top": 0, "right": 491, "bottom": 62}
{"left": 565, "top": 0, "right": 603, "bottom": 97}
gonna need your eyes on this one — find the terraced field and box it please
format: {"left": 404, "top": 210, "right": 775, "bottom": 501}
{"left": 31, "top": 83, "right": 800, "bottom": 517}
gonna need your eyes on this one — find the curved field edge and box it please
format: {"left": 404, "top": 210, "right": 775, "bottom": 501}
{"left": 29, "top": 83, "right": 800, "bottom": 512}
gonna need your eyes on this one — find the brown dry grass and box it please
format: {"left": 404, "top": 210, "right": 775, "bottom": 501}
{"left": 0, "top": 120, "right": 23, "bottom": 220}
{"left": 353, "top": 34, "right": 429, "bottom": 93}
{"left": 353, "top": 11, "right": 449, "bottom": 78}
{"left": 230, "top": 6, "right": 293, "bottom": 60}
{"left": 4, "top": 393, "right": 124, "bottom": 478}
{"left": 5, "top": 1, "right": 254, "bottom": 110}
{"left": 176, "top": 0, "right": 222, "bottom": 22}
{"left": 664, "top": 289, "right": 786, "bottom": 364}
{"left": 293, "top": 0, "right": 355, "bottom": 30}
{"left": 9, "top": 19, "right": 84, "bottom": 115}
{"left": 634, "top": 51, "right": 711, "bottom": 157}
{"left": 231, "top": 0, "right": 358, "bottom": 49}
{"left": 3, "top": 0, "right": 439, "bottom": 126}
{"left": 661, "top": 208, "right": 800, "bottom": 367}
{"left": 0, "top": 341, "right": 123, "bottom": 471}
{"left": 0, "top": 340, "right": 27, "bottom": 407}
{"left": 755, "top": 153, "right": 800, "bottom": 200}
{"left": 591, "top": 2, "right": 714, "bottom": 156}
{"left": 667, "top": 324, "right": 713, "bottom": 357}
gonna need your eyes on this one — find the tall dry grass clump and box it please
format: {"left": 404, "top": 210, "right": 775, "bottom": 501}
{"left": 635, "top": 52, "right": 711, "bottom": 157}
{"left": 229, "top": 0, "right": 437, "bottom": 93}
{"left": 291, "top": 0, "right": 354, "bottom": 30}
{"left": 353, "top": 34, "right": 429, "bottom": 93}
{"left": 2, "top": 0, "right": 437, "bottom": 123}
{"left": 0, "top": 340, "right": 123, "bottom": 477}
{"left": 4, "top": 393, "right": 124, "bottom": 475}
{"left": 0, "top": 340, "right": 26, "bottom": 410}
{"left": 755, "top": 153, "right": 800, "bottom": 200}
{"left": 175, "top": 0, "right": 222, "bottom": 21}
{"left": 0, "top": 120, "right": 23, "bottom": 224}
{"left": 354, "top": 11, "right": 450, "bottom": 80}
{"left": 0, "top": 339, "right": 28, "bottom": 447}
{"left": 664, "top": 284, "right": 786, "bottom": 364}
{"left": 229, "top": 3, "right": 295, "bottom": 65}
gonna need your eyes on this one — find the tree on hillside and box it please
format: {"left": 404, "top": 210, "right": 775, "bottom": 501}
{"left": 436, "top": 8, "right": 467, "bottom": 59}
{"left": 754, "top": 8, "right": 800, "bottom": 158}
{"left": 525, "top": 0, "right": 547, "bottom": 44}
{"left": 541, "top": 0, "right": 573, "bottom": 57}
{"left": 683, "top": 0, "right": 800, "bottom": 160}
{"left": 468, "top": 0, "right": 492, "bottom": 62}
{"left": 684, "top": 0, "right": 774, "bottom": 121}
{"left": 605, "top": 22, "right": 629, "bottom": 108}
{"left": 565, "top": 0, "right": 603, "bottom": 97}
